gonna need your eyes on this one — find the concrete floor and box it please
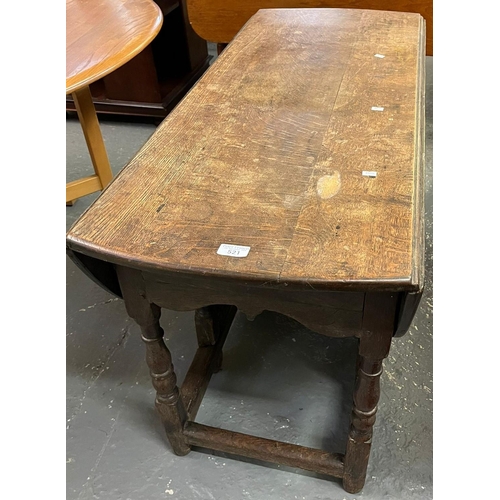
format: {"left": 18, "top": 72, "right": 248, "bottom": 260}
{"left": 66, "top": 49, "right": 433, "bottom": 499}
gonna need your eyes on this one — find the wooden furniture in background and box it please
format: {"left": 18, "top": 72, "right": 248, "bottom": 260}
{"left": 66, "top": 0, "right": 210, "bottom": 119}
{"left": 66, "top": 0, "right": 162, "bottom": 203}
{"left": 67, "top": 9, "right": 425, "bottom": 493}
{"left": 187, "top": 0, "right": 433, "bottom": 55}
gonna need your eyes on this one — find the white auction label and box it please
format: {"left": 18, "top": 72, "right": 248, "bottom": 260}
{"left": 362, "top": 171, "right": 378, "bottom": 178}
{"left": 371, "top": 106, "right": 384, "bottom": 111}
{"left": 217, "top": 244, "right": 251, "bottom": 258}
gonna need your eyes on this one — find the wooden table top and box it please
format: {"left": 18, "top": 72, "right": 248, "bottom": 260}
{"left": 67, "top": 8, "right": 425, "bottom": 292}
{"left": 66, "top": 0, "right": 163, "bottom": 94}
{"left": 186, "top": 0, "right": 433, "bottom": 55}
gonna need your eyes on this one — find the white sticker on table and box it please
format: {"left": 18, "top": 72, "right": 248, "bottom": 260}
{"left": 217, "top": 244, "right": 251, "bottom": 258}
{"left": 362, "top": 171, "right": 378, "bottom": 178}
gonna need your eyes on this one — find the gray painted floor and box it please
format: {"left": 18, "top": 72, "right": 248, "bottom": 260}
{"left": 66, "top": 51, "right": 433, "bottom": 500}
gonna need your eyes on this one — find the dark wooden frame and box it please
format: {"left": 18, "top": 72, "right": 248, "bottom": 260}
{"left": 65, "top": 253, "right": 421, "bottom": 494}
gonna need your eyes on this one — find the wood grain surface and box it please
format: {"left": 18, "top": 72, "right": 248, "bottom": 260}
{"left": 67, "top": 8, "right": 425, "bottom": 292}
{"left": 66, "top": 0, "right": 163, "bottom": 94}
{"left": 186, "top": 0, "right": 433, "bottom": 55}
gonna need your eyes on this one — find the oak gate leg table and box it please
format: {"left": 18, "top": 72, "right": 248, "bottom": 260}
{"left": 66, "top": 0, "right": 162, "bottom": 204}
{"left": 67, "top": 8, "right": 425, "bottom": 494}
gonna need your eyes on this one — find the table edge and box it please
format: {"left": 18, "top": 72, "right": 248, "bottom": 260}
{"left": 66, "top": 3, "right": 163, "bottom": 94}
{"left": 66, "top": 236, "right": 422, "bottom": 293}
{"left": 410, "top": 15, "right": 427, "bottom": 291}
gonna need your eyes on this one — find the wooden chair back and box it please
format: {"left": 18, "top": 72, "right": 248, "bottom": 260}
{"left": 186, "top": 0, "right": 433, "bottom": 55}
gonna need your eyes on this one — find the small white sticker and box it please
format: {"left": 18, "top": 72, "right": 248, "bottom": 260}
{"left": 374, "top": 54, "right": 385, "bottom": 58}
{"left": 371, "top": 106, "right": 384, "bottom": 111}
{"left": 217, "top": 244, "right": 251, "bottom": 258}
{"left": 362, "top": 171, "right": 377, "bottom": 178}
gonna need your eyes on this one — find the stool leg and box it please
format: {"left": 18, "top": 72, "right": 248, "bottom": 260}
{"left": 117, "top": 267, "right": 190, "bottom": 456}
{"left": 343, "top": 354, "right": 383, "bottom": 493}
{"left": 72, "top": 86, "right": 113, "bottom": 188}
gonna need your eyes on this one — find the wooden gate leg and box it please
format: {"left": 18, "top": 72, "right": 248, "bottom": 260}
{"left": 180, "top": 305, "right": 237, "bottom": 420}
{"left": 194, "top": 305, "right": 236, "bottom": 372}
{"left": 343, "top": 292, "right": 398, "bottom": 493}
{"left": 117, "top": 267, "right": 190, "bottom": 456}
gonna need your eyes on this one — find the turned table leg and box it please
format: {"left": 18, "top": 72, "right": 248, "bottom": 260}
{"left": 343, "top": 292, "right": 398, "bottom": 493}
{"left": 343, "top": 353, "right": 384, "bottom": 492}
{"left": 117, "top": 267, "right": 190, "bottom": 456}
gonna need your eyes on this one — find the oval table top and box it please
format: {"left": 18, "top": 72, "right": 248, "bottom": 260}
{"left": 67, "top": 9, "right": 426, "bottom": 293}
{"left": 66, "top": 0, "right": 163, "bottom": 94}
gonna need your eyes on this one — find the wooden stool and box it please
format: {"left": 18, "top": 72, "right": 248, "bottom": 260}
{"left": 66, "top": 0, "right": 162, "bottom": 203}
{"left": 67, "top": 9, "right": 426, "bottom": 493}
